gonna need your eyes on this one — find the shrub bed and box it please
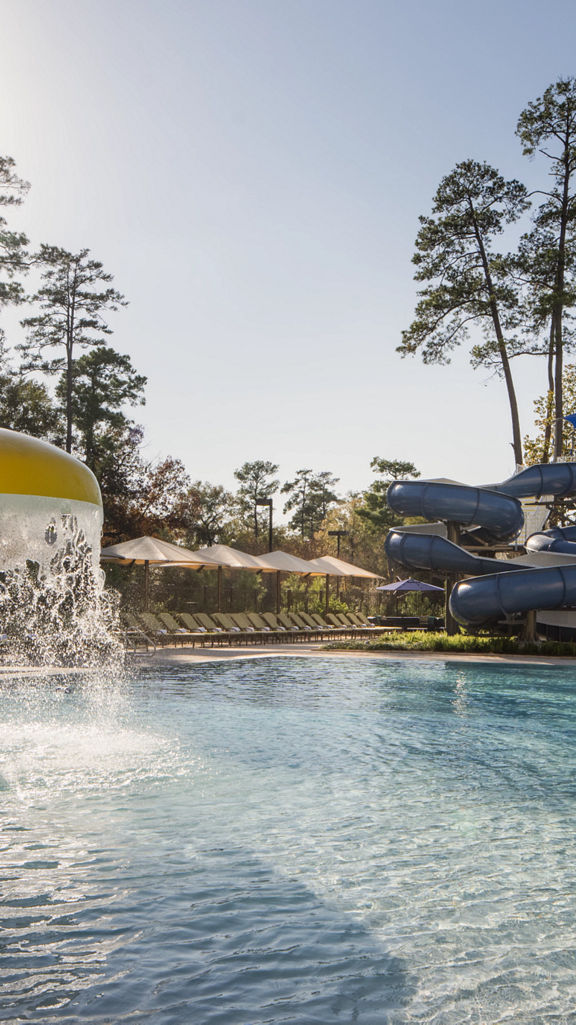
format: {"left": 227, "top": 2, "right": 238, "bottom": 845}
{"left": 326, "top": 631, "right": 576, "bottom": 657}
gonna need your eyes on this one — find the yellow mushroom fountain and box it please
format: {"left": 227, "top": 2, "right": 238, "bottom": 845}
{"left": 0, "top": 429, "right": 118, "bottom": 666}
{"left": 0, "top": 428, "right": 102, "bottom": 568}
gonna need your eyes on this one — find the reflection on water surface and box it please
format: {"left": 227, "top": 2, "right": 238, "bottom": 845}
{"left": 1, "top": 657, "right": 576, "bottom": 1023}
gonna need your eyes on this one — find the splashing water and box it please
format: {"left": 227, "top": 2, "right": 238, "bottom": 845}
{"left": 0, "top": 495, "right": 122, "bottom": 667}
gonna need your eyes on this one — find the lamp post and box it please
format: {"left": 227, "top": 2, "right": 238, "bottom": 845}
{"left": 255, "top": 498, "right": 273, "bottom": 552}
{"left": 328, "top": 529, "right": 349, "bottom": 598}
{"left": 256, "top": 497, "right": 275, "bottom": 610}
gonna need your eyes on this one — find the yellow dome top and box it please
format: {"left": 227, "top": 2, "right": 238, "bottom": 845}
{"left": 0, "top": 429, "right": 102, "bottom": 507}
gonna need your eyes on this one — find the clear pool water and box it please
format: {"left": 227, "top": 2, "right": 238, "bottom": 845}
{"left": 2, "top": 656, "right": 576, "bottom": 1024}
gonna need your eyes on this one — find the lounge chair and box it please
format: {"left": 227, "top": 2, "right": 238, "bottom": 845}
{"left": 121, "top": 612, "right": 156, "bottom": 651}
{"left": 175, "top": 613, "right": 222, "bottom": 646}
{"left": 346, "top": 611, "right": 372, "bottom": 628}
{"left": 287, "top": 612, "right": 324, "bottom": 638}
{"left": 325, "top": 613, "right": 357, "bottom": 637}
{"left": 230, "top": 613, "right": 270, "bottom": 643}
{"left": 275, "top": 612, "right": 314, "bottom": 641}
{"left": 293, "top": 611, "right": 334, "bottom": 638}
{"left": 139, "top": 612, "right": 183, "bottom": 646}
{"left": 245, "top": 613, "right": 286, "bottom": 641}
{"left": 345, "top": 612, "right": 386, "bottom": 636}
{"left": 245, "top": 612, "right": 271, "bottom": 632}
{"left": 177, "top": 612, "right": 206, "bottom": 632}
{"left": 309, "top": 613, "right": 346, "bottom": 635}
{"left": 212, "top": 612, "right": 253, "bottom": 643}
{"left": 333, "top": 613, "right": 373, "bottom": 638}
{"left": 157, "top": 612, "right": 207, "bottom": 646}
{"left": 188, "top": 612, "right": 235, "bottom": 645}
{"left": 260, "top": 612, "right": 298, "bottom": 641}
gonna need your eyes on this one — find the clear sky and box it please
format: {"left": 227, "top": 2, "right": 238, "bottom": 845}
{"left": 1, "top": 0, "right": 575, "bottom": 498}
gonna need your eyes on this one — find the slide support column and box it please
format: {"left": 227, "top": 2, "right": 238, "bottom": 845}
{"left": 445, "top": 522, "right": 461, "bottom": 636}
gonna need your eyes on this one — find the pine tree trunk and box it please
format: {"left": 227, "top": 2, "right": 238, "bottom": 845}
{"left": 65, "top": 269, "right": 76, "bottom": 454}
{"left": 65, "top": 345, "right": 73, "bottom": 454}
{"left": 552, "top": 136, "right": 571, "bottom": 460}
{"left": 541, "top": 324, "right": 555, "bottom": 463}
{"left": 471, "top": 204, "right": 523, "bottom": 465}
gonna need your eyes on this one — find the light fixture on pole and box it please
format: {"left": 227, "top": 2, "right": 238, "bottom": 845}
{"left": 255, "top": 498, "right": 273, "bottom": 552}
{"left": 328, "top": 529, "right": 349, "bottom": 598}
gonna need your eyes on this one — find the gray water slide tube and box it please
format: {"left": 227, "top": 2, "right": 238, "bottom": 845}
{"left": 526, "top": 524, "right": 576, "bottom": 555}
{"left": 387, "top": 463, "right": 576, "bottom": 542}
{"left": 385, "top": 462, "right": 576, "bottom": 626}
{"left": 387, "top": 481, "right": 523, "bottom": 541}
{"left": 450, "top": 566, "right": 576, "bottom": 626}
{"left": 384, "top": 530, "right": 528, "bottom": 577}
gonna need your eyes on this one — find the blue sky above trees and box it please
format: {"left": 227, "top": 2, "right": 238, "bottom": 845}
{"left": 2, "top": 0, "right": 576, "bottom": 492}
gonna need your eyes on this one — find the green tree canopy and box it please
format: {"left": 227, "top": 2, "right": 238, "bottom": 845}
{"left": 281, "top": 469, "right": 340, "bottom": 540}
{"left": 20, "top": 245, "right": 127, "bottom": 452}
{"left": 183, "top": 482, "right": 234, "bottom": 547}
{"left": 523, "top": 363, "right": 576, "bottom": 465}
{"left": 516, "top": 77, "right": 576, "bottom": 458}
{"left": 233, "top": 459, "right": 279, "bottom": 539}
{"left": 95, "top": 424, "right": 148, "bottom": 543}
{"left": 56, "top": 346, "right": 146, "bottom": 469}
{"left": 0, "top": 154, "right": 30, "bottom": 317}
{"left": 0, "top": 367, "right": 61, "bottom": 439}
{"left": 358, "top": 457, "right": 420, "bottom": 532}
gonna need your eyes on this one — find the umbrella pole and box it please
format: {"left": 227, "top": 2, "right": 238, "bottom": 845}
{"left": 276, "top": 571, "right": 281, "bottom": 614}
{"left": 144, "top": 560, "right": 150, "bottom": 611}
{"left": 325, "top": 574, "right": 330, "bottom": 613}
{"left": 217, "top": 566, "right": 222, "bottom": 612}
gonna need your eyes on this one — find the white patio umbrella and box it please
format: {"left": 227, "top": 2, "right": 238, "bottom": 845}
{"left": 192, "top": 544, "right": 277, "bottom": 610}
{"left": 252, "top": 550, "right": 325, "bottom": 612}
{"left": 305, "top": 555, "right": 381, "bottom": 611}
{"left": 193, "top": 544, "right": 276, "bottom": 571}
{"left": 306, "top": 555, "right": 380, "bottom": 579}
{"left": 100, "top": 536, "right": 220, "bottom": 609}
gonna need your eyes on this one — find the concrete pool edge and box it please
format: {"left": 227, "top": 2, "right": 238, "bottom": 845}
{"left": 130, "top": 642, "right": 576, "bottom": 668}
{"left": 1, "top": 644, "right": 574, "bottom": 674}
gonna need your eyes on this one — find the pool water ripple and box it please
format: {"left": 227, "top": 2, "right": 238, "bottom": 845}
{"left": 2, "top": 657, "right": 576, "bottom": 1022}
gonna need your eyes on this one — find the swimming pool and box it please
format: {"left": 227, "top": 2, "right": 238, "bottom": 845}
{"left": 2, "top": 656, "right": 576, "bottom": 1023}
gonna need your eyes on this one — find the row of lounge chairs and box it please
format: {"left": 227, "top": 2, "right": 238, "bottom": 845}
{"left": 121, "top": 609, "right": 393, "bottom": 649}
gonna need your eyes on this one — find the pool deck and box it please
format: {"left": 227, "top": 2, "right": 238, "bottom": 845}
{"left": 126, "top": 641, "right": 576, "bottom": 668}
{"left": 1, "top": 643, "right": 574, "bottom": 675}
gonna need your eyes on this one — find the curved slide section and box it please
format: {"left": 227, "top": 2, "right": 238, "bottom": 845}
{"left": 387, "top": 481, "right": 522, "bottom": 541}
{"left": 450, "top": 566, "right": 576, "bottom": 626}
{"left": 386, "top": 461, "right": 576, "bottom": 627}
{"left": 385, "top": 530, "right": 527, "bottom": 576}
{"left": 488, "top": 462, "right": 576, "bottom": 500}
{"left": 526, "top": 524, "right": 576, "bottom": 555}
{"left": 388, "top": 463, "right": 576, "bottom": 545}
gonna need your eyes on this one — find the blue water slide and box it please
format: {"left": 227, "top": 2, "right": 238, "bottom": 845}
{"left": 450, "top": 565, "right": 576, "bottom": 626}
{"left": 488, "top": 462, "right": 576, "bottom": 499}
{"left": 526, "top": 524, "right": 576, "bottom": 555}
{"left": 387, "top": 481, "right": 523, "bottom": 541}
{"left": 388, "top": 463, "right": 576, "bottom": 544}
{"left": 385, "top": 530, "right": 527, "bottom": 576}
{"left": 385, "top": 462, "right": 576, "bottom": 626}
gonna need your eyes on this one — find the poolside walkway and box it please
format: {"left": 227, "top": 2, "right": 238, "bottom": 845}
{"left": 128, "top": 641, "right": 576, "bottom": 667}
{"left": 0, "top": 643, "right": 574, "bottom": 674}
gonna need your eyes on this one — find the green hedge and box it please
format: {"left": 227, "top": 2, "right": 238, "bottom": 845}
{"left": 327, "top": 631, "right": 576, "bottom": 657}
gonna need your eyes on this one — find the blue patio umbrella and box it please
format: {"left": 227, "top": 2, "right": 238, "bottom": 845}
{"left": 376, "top": 578, "right": 444, "bottom": 596}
